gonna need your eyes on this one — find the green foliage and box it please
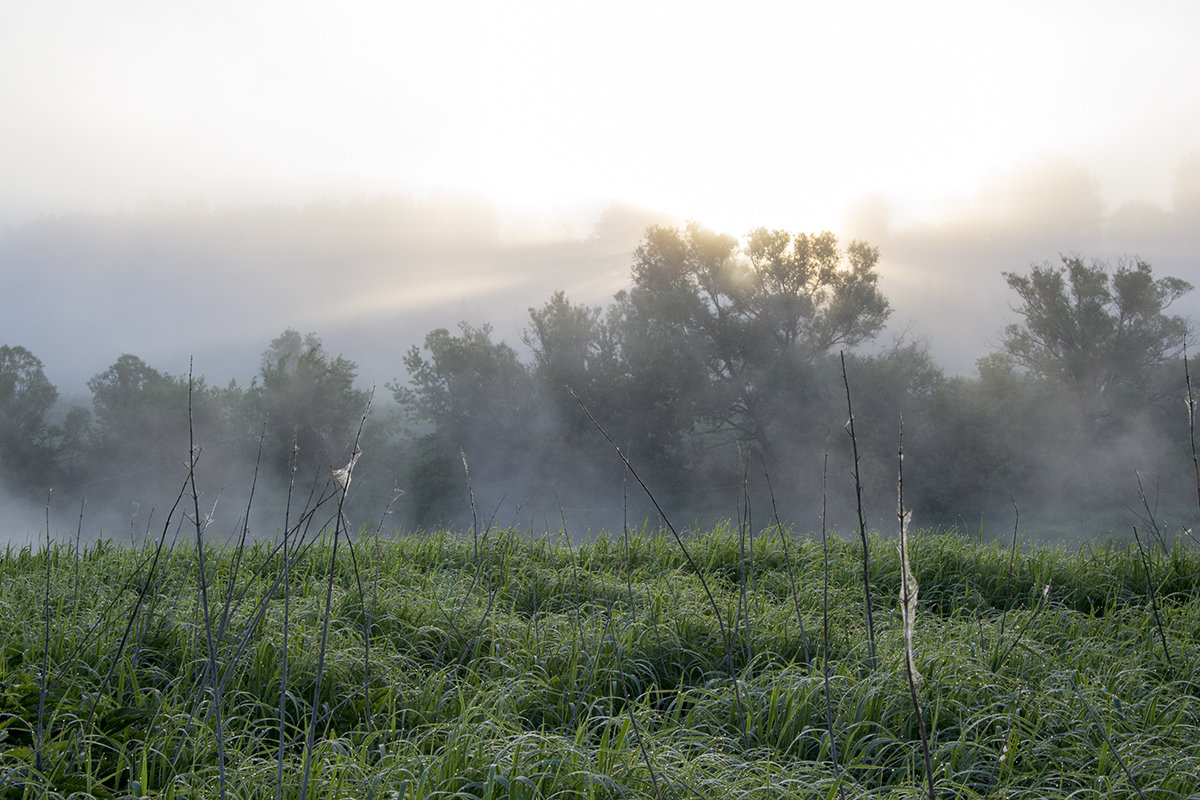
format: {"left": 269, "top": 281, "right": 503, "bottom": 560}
{"left": 88, "top": 354, "right": 191, "bottom": 452}
{"left": 3, "top": 233, "right": 1197, "bottom": 546}
{"left": 81, "top": 353, "right": 217, "bottom": 508}
{"left": 0, "top": 345, "right": 59, "bottom": 489}
{"left": 388, "top": 223, "right": 897, "bottom": 524}
{"left": 1001, "top": 256, "right": 1192, "bottom": 429}
{"left": 390, "top": 323, "right": 536, "bottom": 525}
{"left": 254, "top": 329, "right": 370, "bottom": 473}
{"left": 615, "top": 223, "right": 890, "bottom": 466}
{"left": 0, "top": 332, "right": 380, "bottom": 532}
{"left": 523, "top": 291, "right": 623, "bottom": 444}
{"left": 394, "top": 322, "right": 532, "bottom": 438}
{"left": 2, "top": 528, "right": 1199, "bottom": 799}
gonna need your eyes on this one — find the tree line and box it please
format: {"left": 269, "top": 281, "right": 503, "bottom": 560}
{"left": 2, "top": 222, "right": 1194, "bottom": 539}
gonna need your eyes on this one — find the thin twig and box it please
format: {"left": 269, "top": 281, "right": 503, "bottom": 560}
{"left": 820, "top": 430, "right": 848, "bottom": 800}
{"left": 463, "top": 447, "right": 479, "bottom": 562}
{"left": 996, "top": 496, "right": 1021, "bottom": 652}
{"left": 186, "top": 363, "right": 226, "bottom": 800}
{"left": 999, "top": 584, "right": 1051, "bottom": 666}
{"left": 276, "top": 430, "right": 298, "bottom": 800}
{"left": 737, "top": 445, "right": 752, "bottom": 673}
{"left": 759, "top": 452, "right": 809, "bottom": 663}
{"left": 1132, "top": 527, "right": 1173, "bottom": 668}
{"left": 568, "top": 385, "right": 748, "bottom": 748}
{"left": 73, "top": 491, "right": 86, "bottom": 615}
{"left": 1185, "top": 342, "right": 1200, "bottom": 517}
{"left": 605, "top": 599, "right": 665, "bottom": 800}
{"left": 216, "top": 417, "right": 268, "bottom": 647}
{"left": 301, "top": 389, "right": 372, "bottom": 800}
{"left": 841, "top": 352, "right": 877, "bottom": 669}
{"left": 36, "top": 491, "right": 52, "bottom": 777}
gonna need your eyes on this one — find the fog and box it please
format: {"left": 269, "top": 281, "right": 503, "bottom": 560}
{"left": 3, "top": 0, "right": 1199, "bottom": 544}
{"left": 8, "top": 154, "right": 1199, "bottom": 396}
{"left": 3, "top": 153, "right": 1200, "bottom": 546}
{"left": 1, "top": 197, "right": 672, "bottom": 393}
{"left": 856, "top": 153, "right": 1200, "bottom": 374}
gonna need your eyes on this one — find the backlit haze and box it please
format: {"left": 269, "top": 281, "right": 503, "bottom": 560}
{"left": 3, "top": 0, "right": 1199, "bottom": 387}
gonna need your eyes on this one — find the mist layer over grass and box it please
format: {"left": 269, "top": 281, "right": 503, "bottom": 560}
{"left": 2, "top": 526, "right": 1198, "bottom": 799}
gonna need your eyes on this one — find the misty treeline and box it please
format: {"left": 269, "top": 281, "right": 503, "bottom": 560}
{"left": 2, "top": 222, "right": 1195, "bottom": 540}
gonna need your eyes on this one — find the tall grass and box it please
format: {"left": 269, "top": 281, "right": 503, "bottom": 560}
{"left": 3, "top": 370, "right": 1200, "bottom": 799}
{"left": 3, "top": 522, "right": 1199, "bottom": 799}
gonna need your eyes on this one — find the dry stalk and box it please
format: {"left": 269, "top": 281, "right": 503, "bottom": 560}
{"left": 758, "top": 452, "right": 810, "bottom": 662}
{"left": 996, "top": 496, "right": 1020, "bottom": 652}
{"left": 737, "top": 446, "right": 753, "bottom": 672}
{"left": 1068, "top": 671, "right": 1150, "bottom": 800}
{"left": 186, "top": 364, "right": 227, "bottom": 800}
{"left": 568, "top": 385, "right": 748, "bottom": 748}
{"left": 1132, "top": 526, "right": 1173, "bottom": 668}
{"left": 275, "top": 430, "right": 299, "bottom": 800}
{"left": 301, "top": 389, "right": 372, "bottom": 800}
{"left": 841, "top": 352, "right": 877, "bottom": 669}
{"left": 820, "top": 429, "right": 848, "bottom": 800}
{"left": 898, "top": 415, "right": 934, "bottom": 800}
{"left": 1186, "top": 342, "right": 1200, "bottom": 518}
{"left": 36, "top": 491, "right": 52, "bottom": 777}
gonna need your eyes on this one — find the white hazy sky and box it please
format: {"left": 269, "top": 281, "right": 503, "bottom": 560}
{"left": 3, "top": 0, "right": 1198, "bottom": 234}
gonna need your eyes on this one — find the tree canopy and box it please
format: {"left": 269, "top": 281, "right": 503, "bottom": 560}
{"left": 254, "top": 329, "right": 369, "bottom": 472}
{"left": 615, "top": 223, "right": 890, "bottom": 465}
{"left": 2, "top": 230, "right": 1197, "bottom": 539}
{"left": 0, "top": 345, "right": 59, "bottom": 488}
{"left": 1001, "top": 256, "right": 1192, "bottom": 427}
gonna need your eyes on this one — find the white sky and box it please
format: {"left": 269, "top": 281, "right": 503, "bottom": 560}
{"left": 2, "top": 0, "right": 1198, "bottom": 235}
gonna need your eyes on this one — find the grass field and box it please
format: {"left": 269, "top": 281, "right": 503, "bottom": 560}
{"left": 2, "top": 520, "right": 1199, "bottom": 799}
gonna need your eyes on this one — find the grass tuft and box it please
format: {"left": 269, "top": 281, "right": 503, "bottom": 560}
{"left": 3, "top": 526, "right": 1199, "bottom": 798}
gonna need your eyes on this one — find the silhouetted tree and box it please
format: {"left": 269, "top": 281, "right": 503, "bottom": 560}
{"left": 615, "top": 223, "right": 890, "bottom": 469}
{"left": 1001, "top": 256, "right": 1192, "bottom": 430}
{"left": 253, "top": 329, "right": 368, "bottom": 475}
{"left": 81, "top": 354, "right": 218, "bottom": 519}
{"left": 89, "top": 354, "right": 191, "bottom": 459}
{"left": 523, "top": 291, "right": 622, "bottom": 441}
{"left": 0, "top": 345, "right": 59, "bottom": 489}
{"left": 391, "top": 323, "right": 534, "bottom": 525}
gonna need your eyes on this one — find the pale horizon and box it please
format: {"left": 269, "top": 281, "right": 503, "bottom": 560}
{"left": 3, "top": 0, "right": 1199, "bottom": 393}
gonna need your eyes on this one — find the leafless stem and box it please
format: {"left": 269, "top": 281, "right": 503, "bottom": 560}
{"left": 73, "top": 491, "right": 86, "bottom": 613}
{"left": 996, "top": 496, "right": 1020, "bottom": 656}
{"left": 999, "top": 584, "right": 1051, "bottom": 666}
{"left": 1069, "top": 671, "right": 1150, "bottom": 800}
{"left": 898, "top": 415, "right": 934, "bottom": 800}
{"left": 276, "top": 429, "right": 298, "bottom": 800}
{"left": 36, "top": 491, "right": 52, "bottom": 777}
{"left": 301, "top": 389, "right": 373, "bottom": 799}
{"left": 841, "top": 351, "right": 877, "bottom": 669}
{"left": 462, "top": 447, "right": 479, "bottom": 562}
{"left": 737, "top": 446, "right": 753, "bottom": 673}
{"left": 1186, "top": 342, "right": 1200, "bottom": 517}
{"left": 820, "top": 430, "right": 847, "bottom": 800}
{"left": 1132, "top": 526, "right": 1173, "bottom": 668}
{"left": 186, "top": 363, "right": 226, "bottom": 800}
{"left": 568, "top": 384, "right": 747, "bottom": 747}
{"left": 758, "top": 452, "right": 809, "bottom": 663}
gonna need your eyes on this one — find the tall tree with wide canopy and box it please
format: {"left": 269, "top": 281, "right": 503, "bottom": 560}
{"left": 88, "top": 354, "right": 190, "bottom": 456}
{"left": 1001, "top": 256, "right": 1192, "bottom": 428}
{"left": 614, "top": 222, "right": 890, "bottom": 466}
